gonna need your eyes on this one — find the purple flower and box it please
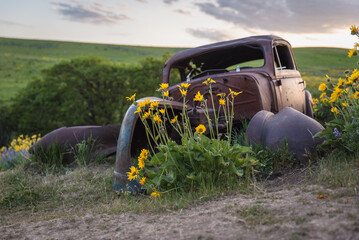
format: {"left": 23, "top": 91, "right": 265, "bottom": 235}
{"left": 333, "top": 128, "right": 342, "bottom": 137}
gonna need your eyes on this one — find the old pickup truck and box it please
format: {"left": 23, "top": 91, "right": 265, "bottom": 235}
{"left": 113, "top": 35, "right": 314, "bottom": 191}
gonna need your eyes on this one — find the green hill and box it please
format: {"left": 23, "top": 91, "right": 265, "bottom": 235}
{"left": 0, "top": 37, "right": 357, "bottom": 104}
{"left": 0, "top": 38, "right": 183, "bottom": 104}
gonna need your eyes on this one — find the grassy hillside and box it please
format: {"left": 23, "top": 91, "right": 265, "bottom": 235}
{"left": 0, "top": 38, "right": 183, "bottom": 104}
{"left": 0, "top": 37, "right": 358, "bottom": 104}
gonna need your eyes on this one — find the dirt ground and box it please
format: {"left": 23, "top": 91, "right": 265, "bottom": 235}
{"left": 1, "top": 171, "right": 359, "bottom": 240}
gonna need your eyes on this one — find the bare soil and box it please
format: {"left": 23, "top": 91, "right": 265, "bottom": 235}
{"left": 1, "top": 170, "right": 359, "bottom": 240}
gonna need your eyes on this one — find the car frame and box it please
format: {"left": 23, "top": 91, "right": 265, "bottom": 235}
{"left": 113, "top": 35, "right": 313, "bottom": 191}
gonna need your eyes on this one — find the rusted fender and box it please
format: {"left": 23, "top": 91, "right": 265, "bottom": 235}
{"left": 246, "top": 107, "right": 324, "bottom": 162}
{"left": 113, "top": 97, "right": 188, "bottom": 193}
{"left": 30, "top": 125, "right": 121, "bottom": 164}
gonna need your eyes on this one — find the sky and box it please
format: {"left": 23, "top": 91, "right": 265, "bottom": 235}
{"left": 0, "top": 0, "right": 358, "bottom": 48}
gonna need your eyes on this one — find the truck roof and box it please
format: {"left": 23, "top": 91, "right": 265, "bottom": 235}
{"left": 163, "top": 35, "right": 287, "bottom": 68}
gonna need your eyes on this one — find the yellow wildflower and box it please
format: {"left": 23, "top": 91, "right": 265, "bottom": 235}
{"left": 313, "top": 98, "right": 319, "bottom": 104}
{"left": 331, "top": 107, "right": 339, "bottom": 115}
{"left": 159, "top": 83, "right": 169, "bottom": 91}
{"left": 350, "top": 25, "right": 359, "bottom": 35}
{"left": 151, "top": 188, "right": 162, "bottom": 198}
{"left": 142, "top": 110, "right": 151, "bottom": 119}
{"left": 219, "top": 99, "right": 225, "bottom": 105}
{"left": 229, "top": 88, "right": 242, "bottom": 97}
{"left": 179, "top": 83, "right": 191, "bottom": 89}
{"left": 159, "top": 108, "right": 165, "bottom": 114}
{"left": 139, "top": 149, "right": 149, "bottom": 160}
{"left": 354, "top": 91, "right": 359, "bottom": 99}
{"left": 150, "top": 101, "right": 159, "bottom": 108}
{"left": 342, "top": 102, "right": 349, "bottom": 108}
{"left": 180, "top": 89, "right": 187, "bottom": 96}
{"left": 320, "top": 92, "right": 326, "bottom": 98}
{"left": 329, "top": 87, "right": 343, "bottom": 102}
{"left": 126, "top": 93, "right": 136, "bottom": 101}
{"left": 348, "top": 49, "right": 356, "bottom": 58}
{"left": 139, "top": 177, "right": 146, "bottom": 185}
{"left": 170, "top": 115, "right": 178, "bottom": 124}
{"left": 127, "top": 166, "right": 139, "bottom": 180}
{"left": 348, "top": 69, "right": 359, "bottom": 83}
{"left": 0, "top": 146, "right": 6, "bottom": 153}
{"left": 217, "top": 93, "right": 226, "bottom": 98}
{"left": 163, "top": 91, "right": 169, "bottom": 97}
{"left": 195, "top": 124, "right": 206, "bottom": 135}
{"left": 153, "top": 113, "right": 163, "bottom": 124}
{"left": 203, "top": 78, "right": 216, "bottom": 85}
{"left": 321, "top": 98, "right": 328, "bottom": 103}
{"left": 14, "top": 145, "right": 20, "bottom": 152}
{"left": 318, "top": 83, "right": 327, "bottom": 92}
{"left": 134, "top": 106, "right": 142, "bottom": 114}
{"left": 193, "top": 91, "right": 204, "bottom": 102}
{"left": 138, "top": 158, "right": 145, "bottom": 170}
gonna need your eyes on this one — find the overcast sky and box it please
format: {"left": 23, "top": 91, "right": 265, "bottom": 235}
{"left": 0, "top": 0, "right": 357, "bottom": 48}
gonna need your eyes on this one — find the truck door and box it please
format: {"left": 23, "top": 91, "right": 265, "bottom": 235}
{"left": 272, "top": 43, "right": 306, "bottom": 113}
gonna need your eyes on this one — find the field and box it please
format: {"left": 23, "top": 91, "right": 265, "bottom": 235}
{"left": 1, "top": 37, "right": 358, "bottom": 105}
{"left": 0, "top": 37, "right": 182, "bottom": 105}
{"left": 1, "top": 38, "right": 359, "bottom": 239}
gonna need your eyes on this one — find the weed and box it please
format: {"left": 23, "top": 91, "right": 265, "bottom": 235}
{"left": 292, "top": 216, "right": 307, "bottom": 225}
{"left": 27, "top": 143, "right": 66, "bottom": 174}
{"left": 311, "top": 153, "right": 359, "bottom": 189}
{"left": 71, "top": 136, "right": 107, "bottom": 168}
{"left": 236, "top": 205, "right": 277, "bottom": 226}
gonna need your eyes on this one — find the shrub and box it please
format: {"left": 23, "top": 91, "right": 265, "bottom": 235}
{"left": 125, "top": 80, "right": 259, "bottom": 197}
{"left": 7, "top": 55, "right": 167, "bottom": 136}
{"left": 314, "top": 25, "right": 359, "bottom": 154}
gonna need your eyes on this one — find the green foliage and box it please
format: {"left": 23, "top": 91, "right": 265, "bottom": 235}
{"left": 312, "top": 153, "right": 359, "bottom": 189}
{"left": 314, "top": 26, "right": 359, "bottom": 155}
{"left": 7, "top": 55, "right": 166, "bottom": 136}
{"left": 27, "top": 144, "right": 66, "bottom": 174}
{"left": 126, "top": 81, "right": 259, "bottom": 197}
{"left": 72, "top": 136, "right": 106, "bottom": 168}
{"left": 0, "top": 37, "right": 182, "bottom": 105}
{"left": 142, "top": 134, "right": 258, "bottom": 194}
{"left": 251, "top": 141, "right": 296, "bottom": 174}
{"left": 0, "top": 171, "right": 58, "bottom": 209}
{"left": 0, "top": 104, "right": 12, "bottom": 146}
{"left": 9, "top": 56, "right": 126, "bottom": 135}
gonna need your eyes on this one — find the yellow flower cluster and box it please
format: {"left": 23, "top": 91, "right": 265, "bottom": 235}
{"left": 138, "top": 149, "right": 149, "bottom": 170}
{"left": 126, "top": 148, "right": 149, "bottom": 181}
{"left": 127, "top": 80, "right": 244, "bottom": 197}
{"left": 350, "top": 25, "right": 358, "bottom": 35}
{"left": 178, "top": 83, "right": 191, "bottom": 97}
{"left": 0, "top": 134, "right": 41, "bottom": 155}
{"left": 194, "top": 91, "right": 204, "bottom": 102}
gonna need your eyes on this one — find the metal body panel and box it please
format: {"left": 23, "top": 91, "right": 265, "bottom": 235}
{"left": 30, "top": 125, "right": 121, "bottom": 164}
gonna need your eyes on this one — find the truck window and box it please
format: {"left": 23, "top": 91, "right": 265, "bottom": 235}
{"left": 273, "top": 44, "right": 295, "bottom": 70}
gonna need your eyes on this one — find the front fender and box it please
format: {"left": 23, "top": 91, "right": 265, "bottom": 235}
{"left": 113, "top": 97, "right": 188, "bottom": 193}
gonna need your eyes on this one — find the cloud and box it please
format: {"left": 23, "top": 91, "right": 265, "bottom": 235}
{"left": 52, "top": 2, "right": 129, "bottom": 25}
{"left": 136, "top": 0, "right": 147, "bottom": 3}
{"left": 174, "top": 9, "right": 191, "bottom": 15}
{"left": 196, "top": 0, "right": 359, "bottom": 34}
{"left": 0, "top": 20, "right": 29, "bottom": 27}
{"left": 187, "top": 28, "right": 233, "bottom": 42}
{"left": 163, "top": 0, "right": 178, "bottom": 5}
